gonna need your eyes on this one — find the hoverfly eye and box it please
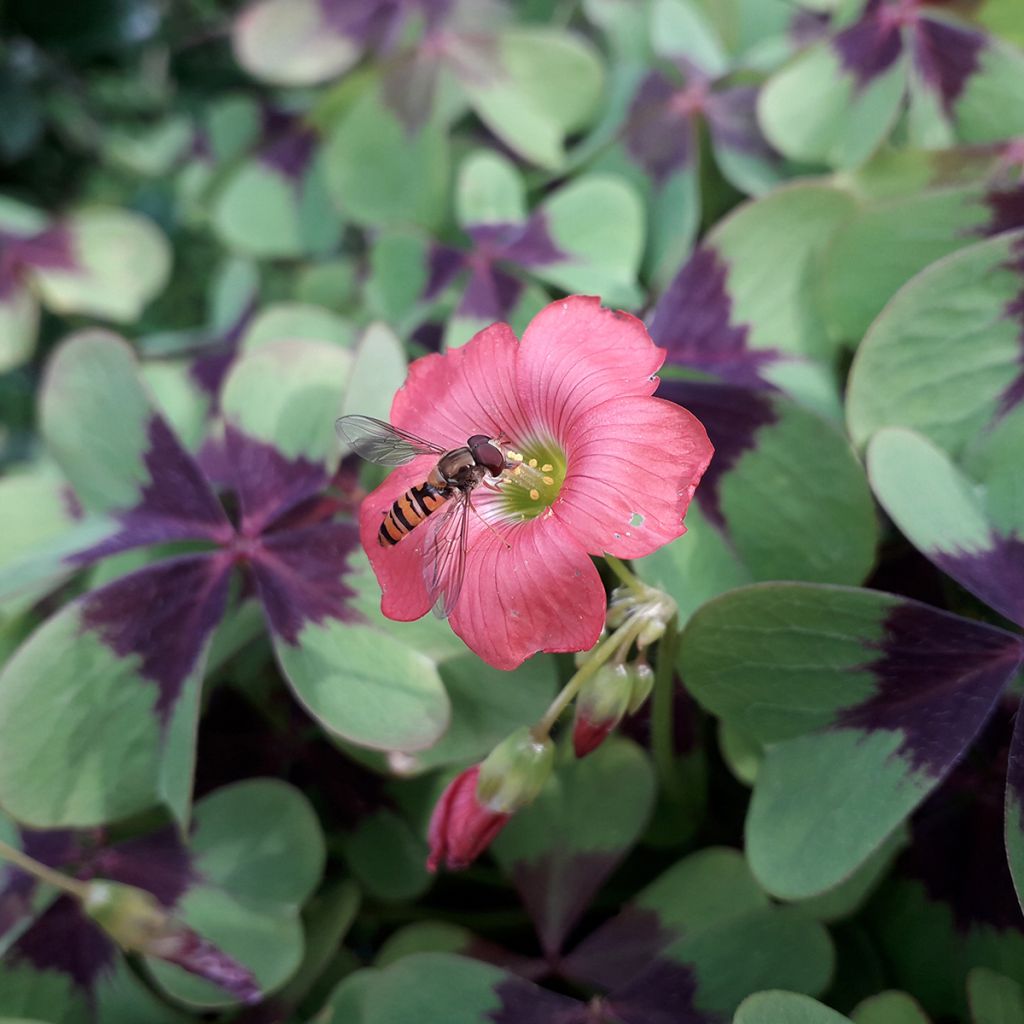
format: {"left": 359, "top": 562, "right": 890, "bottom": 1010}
{"left": 471, "top": 439, "right": 506, "bottom": 476}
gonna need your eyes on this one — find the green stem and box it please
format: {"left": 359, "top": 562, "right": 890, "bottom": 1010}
{"left": 531, "top": 615, "right": 646, "bottom": 740}
{"left": 0, "top": 839, "right": 89, "bottom": 900}
{"left": 651, "top": 615, "right": 680, "bottom": 796}
{"left": 603, "top": 554, "right": 647, "bottom": 598}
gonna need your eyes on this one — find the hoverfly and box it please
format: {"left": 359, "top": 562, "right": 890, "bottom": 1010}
{"left": 335, "top": 415, "right": 508, "bottom": 617}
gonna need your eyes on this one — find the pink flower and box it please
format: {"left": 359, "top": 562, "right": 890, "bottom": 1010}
{"left": 359, "top": 296, "right": 713, "bottom": 669}
{"left": 427, "top": 765, "right": 510, "bottom": 872}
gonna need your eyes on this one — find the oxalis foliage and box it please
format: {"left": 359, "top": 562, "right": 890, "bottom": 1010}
{"left": 0, "top": 0, "right": 1023, "bottom": 1021}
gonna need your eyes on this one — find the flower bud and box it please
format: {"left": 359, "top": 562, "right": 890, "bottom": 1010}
{"left": 477, "top": 726, "right": 554, "bottom": 813}
{"left": 573, "top": 663, "right": 633, "bottom": 758}
{"left": 627, "top": 662, "right": 655, "bottom": 714}
{"left": 426, "top": 765, "right": 510, "bottom": 873}
{"left": 83, "top": 881, "right": 262, "bottom": 1004}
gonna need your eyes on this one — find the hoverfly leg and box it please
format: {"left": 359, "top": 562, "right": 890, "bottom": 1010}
{"left": 469, "top": 494, "right": 511, "bottom": 550}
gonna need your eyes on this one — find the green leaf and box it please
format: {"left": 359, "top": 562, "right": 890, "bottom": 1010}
{"left": 340, "top": 323, "right": 409, "bottom": 425}
{"left": 680, "top": 583, "right": 1022, "bottom": 897}
{"left": 758, "top": 42, "right": 906, "bottom": 168}
{"left": 323, "top": 77, "right": 450, "bottom": 229}
{"left": 852, "top": 991, "right": 933, "bottom": 1024}
{"left": 232, "top": 0, "right": 360, "bottom": 86}
{"left": 460, "top": 28, "right": 604, "bottom": 170}
{"left": 969, "top": 968, "right": 1024, "bottom": 1024}
{"left": 491, "top": 737, "right": 656, "bottom": 955}
{"left": 531, "top": 173, "right": 645, "bottom": 307}
{"left": 241, "top": 303, "right": 358, "bottom": 353}
{"left": 455, "top": 150, "right": 527, "bottom": 228}
{"left": 146, "top": 779, "right": 325, "bottom": 1008}
{"left": 32, "top": 209, "right": 170, "bottom": 322}
{"left": 847, "top": 231, "right": 1024, "bottom": 455}
{"left": 221, "top": 339, "right": 352, "bottom": 470}
{"left": 736, "top": 992, "right": 854, "bottom": 1024}
{"left": 0, "top": 283, "right": 39, "bottom": 374}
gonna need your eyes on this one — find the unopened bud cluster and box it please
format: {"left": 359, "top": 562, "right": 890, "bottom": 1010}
{"left": 606, "top": 582, "right": 678, "bottom": 649}
{"left": 572, "top": 659, "right": 656, "bottom": 757}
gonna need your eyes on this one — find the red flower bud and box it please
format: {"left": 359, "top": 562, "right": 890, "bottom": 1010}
{"left": 426, "top": 765, "right": 510, "bottom": 873}
{"left": 573, "top": 715, "right": 615, "bottom": 758}
{"left": 572, "top": 663, "right": 633, "bottom": 759}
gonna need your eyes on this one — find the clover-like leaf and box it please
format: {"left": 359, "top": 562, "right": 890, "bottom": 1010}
{"left": 565, "top": 847, "right": 834, "bottom": 1011}
{"left": 851, "top": 990, "right": 932, "bottom": 1024}
{"left": 459, "top": 28, "right": 603, "bottom": 171}
{"left": 0, "top": 552, "right": 232, "bottom": 827}
{"left": 0, "top": 780, "right": 323, "bottom": 1016}
{"left": 736, "top": 992, "right": 853, "bottom": 1024}
{"left": 969, "top": 968, "right": 1024, "bottom": 1024}
{"left": 31, "top": 209, "right": 170, "bottom": 322}
{"left": 211, "top": 112, "right": 343, "bottom": 258}
{"left": 323, "top": 74, "right": 450, "bottom": 229}
{"left": 640, "top": 381, "right": 877, "bottom": 622}
{"left": 867, "top": 426, "right": 1024, "bottom": 627}
{"left": 680, "top": 584, "right": 1024, "bottom": 898}
{"left": 870, "top": 703, "right": 1024, "bottom": 1017}
{"left": 649, "top": 183, "right": 859, "bottom": 414}
{"left": 491, "top": 738, "right": 655, "bottom": 958}
{"left": 848, "top": 230, "right": 1024, "bottom": 455}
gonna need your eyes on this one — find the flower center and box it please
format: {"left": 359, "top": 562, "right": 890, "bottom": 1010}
{"left": 497, "top": 438, "right": 567, "bottom": 521}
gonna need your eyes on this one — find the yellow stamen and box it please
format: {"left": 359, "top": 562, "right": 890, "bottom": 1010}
{"left": 529, "top": 458, "right": 538, "bottom": 467}
{"left": 529, "top": 489, "right": 540, "bottom": 501}
{"left": 542, "top": 476, "right": 554, "bottom": 486}
{"left": 541, "top": 464, "right": 553, "bottom": 472}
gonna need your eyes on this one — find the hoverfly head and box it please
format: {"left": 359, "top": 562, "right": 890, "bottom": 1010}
{"left": 467, "top": 434, "right": 506, "bottom": 476}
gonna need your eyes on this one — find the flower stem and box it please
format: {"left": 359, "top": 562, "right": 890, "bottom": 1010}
{"left": 651, "top": 615, "right": 680, "bottom": 796}
{"left": 531, "top": 616, "right": 646, "bottom": 741}
{"left": 0, "top": 839, "right": 89, "bottom": 900}
{"left": 603, "top": 555, "right": 647, "bottom": 598}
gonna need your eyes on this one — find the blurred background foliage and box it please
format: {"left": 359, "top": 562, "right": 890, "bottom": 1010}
{"left": 2, "top": 0, "right": 1024, "bottom": 1022}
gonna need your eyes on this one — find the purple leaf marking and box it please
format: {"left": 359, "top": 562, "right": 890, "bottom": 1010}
{"left": 11, "top": 896, "right": 117, "bottom": 992}
{"left": 832, "top": 0, "right": 905, "bottom": 89}
{"left": 605, "top": 958, "right": 707, "bottom": 1024}
{"left": 68, "top": 416, "right": 233, "bottom": 567}
{"left": 836, "top": 602, "right": 1023, "bottom": 777}
{"left": 224, "top": 425, "right": 329, "bottom": 535}
{"left": 900, "top": 700, "right": 1024, "bottom": 931}
{"left": 511, "top": 849, "right": 621, "bottom": 959}
{"left": 704, "top": 87, "right": 779, "bottom": 163}
{"left": 0, "top": 224, "right": 77, "bottom": 299}
{"left": 980, "top": 184, "right": 1024, "bottom": 239}
{"left": 252, "top": 520, "right": 361, "bottom": 645}
{"left": 491, "top": 975, "right": 591, "bottom": 1024}
{"left": 624, "top": 71, "right": 698, "bottom": 187}
{"left": 258, "top": 109, "right": 319, "bottom": 184}
{"left": 92, "top": 828, "right": 194, "bottom": 908}
{"left": 931, "top": 537, "right": 1024, "bottom": 628}
{"left": 912, "top": 15, "right": 985, "bottom": 116}
{"left": 80, "top": 553, "right": 233, "bottom": 723}
{"left": 495, "top": 215, "right": 566, "bottom": 270}
{"left": 563, "top": 905, "right": 677, "bottom": 992}
{"left": 425, "top": 243, "right": 467, "bottom": 300}
{"left": 657, "top": 380, "right": 778, "bottom": 531}
{"left": 458, "top": 264, "right": 523, "bottom": 322}
{"left": 648, "top": 246, "right": 782, "bottom": 387}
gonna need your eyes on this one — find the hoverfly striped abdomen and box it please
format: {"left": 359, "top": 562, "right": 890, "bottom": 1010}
{"left": 378, "top": 482, "right": 450, "bottom": 547}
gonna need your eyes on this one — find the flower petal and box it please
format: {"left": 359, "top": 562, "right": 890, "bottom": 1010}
{"left": 449, "top": 514, "right": 605, "bottom": 670}
{"left": 517, "top": 296, "right": 665, "bottom": 440}
{"left": 359, "top": 457, "right": 439, "bottom": 622}
{"left": 555, "top": 396, "right": 713, "bottom": 559}
{"left": 390, "top": 320, "right": 530, "bottom": 446}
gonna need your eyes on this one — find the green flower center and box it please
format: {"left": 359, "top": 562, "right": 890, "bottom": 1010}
{"left": 497, "top": 438, "right": 567, "bottom": 521}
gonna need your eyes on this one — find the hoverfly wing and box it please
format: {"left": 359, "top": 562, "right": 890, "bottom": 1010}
{"left": 421, "top": 489, "right": 471, "bottom": 619}
{"left": 335, "top": 415, "right": 446, "bottom": 466}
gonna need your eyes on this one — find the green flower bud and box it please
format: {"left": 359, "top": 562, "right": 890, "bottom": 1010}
{"left": 83, "top": 880, "right": 168, "bottom": 950}
{"left": 626, "top": 662, "right": 655, "bottom": 714}
{"left": 477, "top": 726, "right": 554, "bottom": 814}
